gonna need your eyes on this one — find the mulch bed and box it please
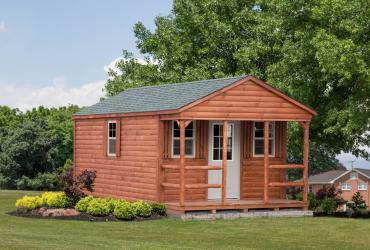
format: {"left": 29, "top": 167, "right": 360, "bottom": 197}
{"left": 8, "top": 208, "right": 165, "bottom": 222}
{"left": 313, "top": 211, "right": 370, "bottom": 219}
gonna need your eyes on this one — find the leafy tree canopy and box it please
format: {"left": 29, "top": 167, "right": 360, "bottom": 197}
{"left": 105, "top": 0, "right": 370, "bottom": 163}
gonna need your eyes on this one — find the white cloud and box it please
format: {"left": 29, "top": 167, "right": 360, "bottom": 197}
{"left": 103, "top": 56, "right": 156, "bottom": 75}
{"left": 337, "top": 147, "right": 370, "bottom": 169}
{"left": 0, "top": 21, "right": 7, "bottom": 32}
{"left": 0, "top": 77, "right": 105, "bottom": 111}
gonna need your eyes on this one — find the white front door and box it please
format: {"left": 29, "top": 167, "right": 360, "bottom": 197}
{"left": 208, "top": 121, "right": 240, "bottom": 200}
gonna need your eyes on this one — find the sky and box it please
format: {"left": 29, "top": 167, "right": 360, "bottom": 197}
{"left": 0, "top": 1, "right": 368, "bottom": 169}
{"left": 0, "top": 0, "right": 172, "bottom": 110}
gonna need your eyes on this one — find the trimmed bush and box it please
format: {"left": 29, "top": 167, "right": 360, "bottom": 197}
{"left": 75, "top": 196, "right": 93, "bottom": 212}
{"left": 41, "top": 192, "right": 70, "bottom": 208}
{"left": 133, "top": 200, "right": 152, "bottom": 217}
{"left": 86, "top": 198, "right": 110, "bottom": 216}
{"left": 15, "top": 196, "right": 43, "bottom": 210}
{"left": 151, "top": 203, "right": 166, "bottom": 216}
{"left": 104, "top": 198, "right": 117, "bottom": 214}
{"left": 114, "top": 200, "right": 135, "bottom": 220}
{"left": 321, "top": 197, "right": 337, "bottom": 214}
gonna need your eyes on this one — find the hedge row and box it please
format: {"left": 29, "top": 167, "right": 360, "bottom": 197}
{"left": 15, "top": 192, "right": 166, "bottom": 220}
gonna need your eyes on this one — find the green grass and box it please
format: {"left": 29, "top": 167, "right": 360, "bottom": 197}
{"left": 1, "top": 190, "right": 370, "bottom": 250}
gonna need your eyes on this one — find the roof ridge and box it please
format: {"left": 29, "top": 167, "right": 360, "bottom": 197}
{"left": 124, "top": 75, "right": 247, "bottom": 92}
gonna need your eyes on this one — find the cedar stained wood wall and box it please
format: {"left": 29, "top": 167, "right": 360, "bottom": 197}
{"left": 161, "top": 120, "right": 287, "bottom": 201}
{"left": 180, "top": 80, "right": 311, "bottom": 121}
{"left": 162, "top": 120, "right": 209, "bottom": 202}
{"left": 74, "top": 115, "right": 159, "bottom": 201}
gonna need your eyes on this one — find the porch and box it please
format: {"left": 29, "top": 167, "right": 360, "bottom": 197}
{"left": 158, "top": 119, "right": 310, "bottom": 214}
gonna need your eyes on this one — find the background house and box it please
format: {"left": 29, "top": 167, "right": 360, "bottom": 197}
{"left": 309, "top": 168, "right": 370, "bottom": 209}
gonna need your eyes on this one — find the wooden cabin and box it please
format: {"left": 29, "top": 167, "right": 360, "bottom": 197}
{"left": 73, "top": 75, "right": 316, "bottom": 214}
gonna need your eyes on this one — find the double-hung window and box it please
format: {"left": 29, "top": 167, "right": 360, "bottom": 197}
{"left": 358, "top": 183, "right": 368, "bottom": 191}
{"left": 253, "top": 122, "right": 275, "bottom": 157}
{"left": 107, "top": 121, "right": 117, "bottom": 156}
{"left": 341, "top": 183, "right": 351, "bottom": 191}
{"left": 172, "top": 121, "right": 195, "bottom": 157}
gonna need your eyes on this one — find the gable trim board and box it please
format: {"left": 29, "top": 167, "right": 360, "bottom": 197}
{"left": 74, "top": 76, "right": 316, "bottom": 120}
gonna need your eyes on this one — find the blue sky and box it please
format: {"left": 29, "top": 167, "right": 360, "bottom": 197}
{"left": 0, "top": 1, "right": 368, "bottom": 168}
{"left": 0, "top": 0, "right": 172, "bottom": 109}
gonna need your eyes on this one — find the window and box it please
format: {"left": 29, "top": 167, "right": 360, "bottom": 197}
{"left": 253, "top": 122, "right": 275, "bottom": 156}
{"left": 341, "top": 183, "right": 351, "bottom": 191}
{"left": 358, "top": 183, "right": 368, "bottom": 191}
{"left": 309, "top": 185, "right": 313, "bottom": 193}
{"left": 172, "top": 121, "right": 195, "bottom": 157}
{"left": 350, "top": 172, "right": 358, "bottom": 180}
{"left": 212, "top": 123, "right": 233, "bottom": 161}
{"left": 107, "top": 121, "right": 117, "bottom": 156}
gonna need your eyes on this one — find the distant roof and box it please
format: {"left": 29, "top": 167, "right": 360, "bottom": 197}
{"left": 75, "top": 75, "right": 246, "bottom": 116}
{"left": 309, "top": 168, "right": 370, "bottom": 184}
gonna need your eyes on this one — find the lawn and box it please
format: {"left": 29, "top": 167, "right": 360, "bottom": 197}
{"left": 1, "top": 190, "right": 370, "bottom": 250}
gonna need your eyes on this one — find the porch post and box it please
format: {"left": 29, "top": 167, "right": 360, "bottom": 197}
{"left": 303, "top": 122, "right": 310, "bottom": 204}
{"left": 222, "top": 120, "right": 228, "bottom": 205}
{"left": 179, "top": 120, "right": 185, "bottom": 207}
{"left": 263, "top": 121, "right": 269, "bottom": 204}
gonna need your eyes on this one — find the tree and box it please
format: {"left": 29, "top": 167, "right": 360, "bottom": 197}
{"left": 0, "top": 120, "right": 54, "bottom": 187}
{"left": 105, "top": 0, "right": 370, "bottom": 168}
{"left": 347, "top": 192, "right": 367, "bottom": 212}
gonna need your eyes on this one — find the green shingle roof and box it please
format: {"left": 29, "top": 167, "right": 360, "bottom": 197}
{"left": 75, "top": 75, "right": 247, "bottom": 116}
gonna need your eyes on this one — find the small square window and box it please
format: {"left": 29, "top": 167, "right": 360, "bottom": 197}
{"left": 350, "top": 172, "right": 358, "bottom": 180}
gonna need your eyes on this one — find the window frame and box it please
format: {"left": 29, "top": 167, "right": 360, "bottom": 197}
{"left": 341, "top": 183, "right": 351, "bottom": 191}
{"left": 211, "top": 122, "right": 234, "bottom": 162}
{"left": 107, "top": 121, "right": 117, "bottom": 157}
{"left": 358, "top": 182, "right": 368, "bottom": 191}
{"left": 171, "top": 121, "right": 196, "bottom": 158}
{"left": 350, "top": 172, "right": 358, "bottom": 180}
{"left": 252, "top": 121, "right": 275, "bottom": 157}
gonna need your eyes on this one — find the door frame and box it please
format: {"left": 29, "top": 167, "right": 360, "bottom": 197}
{"left": 207, "top": 121, "right": 240, "bottom": 200}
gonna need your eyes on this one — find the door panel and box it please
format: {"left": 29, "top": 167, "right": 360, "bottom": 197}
{"left": 208, "top": 121, "right": 240, "bottom": 200}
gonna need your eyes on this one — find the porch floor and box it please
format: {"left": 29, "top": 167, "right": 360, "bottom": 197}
{"left": 165, "top": 199, "right": 307, "bottom": 214}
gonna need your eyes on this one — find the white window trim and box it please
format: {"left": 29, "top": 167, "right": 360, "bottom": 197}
{"left": 107, "top": 120, "right": 117, "bottom": 157}
{"left": 171, "top": 121, "right": 196, "bottom": 158}
{"left": 358, "top": 182, "right": 368, "bottom": 191}
{"left": 211, "top": 122, "right": 234, "bottom": 162}
{"left": 253, "top": 121, "right": 275, "bottom": 157}
{"left": 341, "top": 183, "right": 351, "bottom": 191}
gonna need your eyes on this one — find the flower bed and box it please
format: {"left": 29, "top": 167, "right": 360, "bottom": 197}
{"left": 12, "top": 192, "right": 167, "bottom": 222}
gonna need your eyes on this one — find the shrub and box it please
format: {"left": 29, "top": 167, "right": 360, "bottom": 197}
{"left": 59, "top": 166, "right": 96, "bottom": 205}
{"left": 86, "top": 198, "right": 110, "bottom": 216}
{"left": 114, "top": 200, "right": 135, "bottom": 220}
{"left": 16, "top": 176, "right": 32, "bottom": 190}
{"left": 151, "top": 203, "right": 166, "bottom": 216}
{"left": 347, "top": 192, "right": 367, "bottom": 213}
{"left": 75, "top": 196, "right": 93, "bottom": 212}
{"left": 321, "top": 197, "right": 337, "bottom": 214}
{"left": 15, "top": 196, "right": 43, "bottom": 210}
{"left": 133, "top": 200, "right": 152, "bottom": 217}
{"left": 41, "top": 192, "right": 70, "bottom": 208}
{"left": 104, "top": 198, "right": 117, "bottom": 214}
{"left": 308, "top": 192, "right": 319, "bottom": 210}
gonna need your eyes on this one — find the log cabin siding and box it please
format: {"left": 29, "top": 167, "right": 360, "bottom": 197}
{"left": 75, "top": 115, "right": 160, "bottom": 201}
{"left": 179, "top": 80, "right": 312, "bottom": 121}
{"left": 162, "top": 120, "right": 209, "bottom": 202}
{"left": 240, "top": 121, "right": 287, "bottom": 199}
